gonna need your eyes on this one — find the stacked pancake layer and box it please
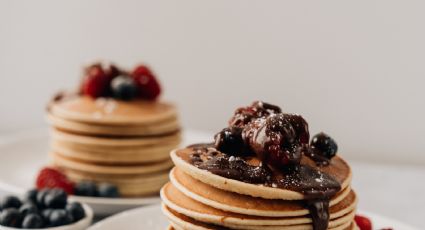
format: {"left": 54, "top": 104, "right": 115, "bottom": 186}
{"left": 47, "top": 96, "right": 181, "bottom": 197}
{"left": 160, "top": 148, "right": 359, "bottom": 230}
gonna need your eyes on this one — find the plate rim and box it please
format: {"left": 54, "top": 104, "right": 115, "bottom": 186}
{"left": 88, "top": 204, "right": 421, "bottom": 230}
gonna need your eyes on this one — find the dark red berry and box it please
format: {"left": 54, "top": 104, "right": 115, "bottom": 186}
{"left": 81, "top": 64, "right": 111, "bottom": 98}
{"left": 106, "top": 64, "right": 121, "bottom": 79}
{"left": 131, "top": 65, "right": 161, "bottom": 100}
{"left": 355, "top": 215, "right": 372, "bottom": 230}
{"left": 310, "top": 132, "right": 338, "bottom": 159}
{"left": 244, "top": 113, "right": 309, "bottom": 168}
{"left": 36, "top": 167, "right": 74, "bottom": 194}
{"left": 229, "top": 101, "right": 282, "bottom": 127}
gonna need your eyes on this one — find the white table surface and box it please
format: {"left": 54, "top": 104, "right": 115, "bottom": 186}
{"left": 0, "top": 131, "right": 423, "bottom": 229}
{"left": 350, "top": 161, "right": 425, "bottom": 229}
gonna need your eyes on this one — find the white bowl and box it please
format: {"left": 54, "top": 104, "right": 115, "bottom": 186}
{"left": 0, "top": 204, "right": 93, "bottom": 230}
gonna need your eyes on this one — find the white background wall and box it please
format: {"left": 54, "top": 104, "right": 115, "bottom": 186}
{"left": 1, "top": 0, "right": 425, "bottom": 165}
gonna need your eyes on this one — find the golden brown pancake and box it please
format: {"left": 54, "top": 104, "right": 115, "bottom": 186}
{"left": 161, "top": 182, "right": 357, "bottom": 227}
{"left": 49, "top": 96, "right": 178, "bottom": 125}
{"left": 169, "top": 167, "right": 352, "bottom": 217}
{"left": 171, "top": 148, "right": 351, "bottom": 200}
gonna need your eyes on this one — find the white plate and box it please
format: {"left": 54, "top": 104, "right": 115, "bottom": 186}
{"left": 0, "top": 129, "right": 212, "bottom": 216}
{"left": 88, "top": 205, "right": 419, "bottom": 230}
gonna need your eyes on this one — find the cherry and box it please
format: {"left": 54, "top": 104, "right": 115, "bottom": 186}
{"left": 244, "top": 113, "right": 309, "bottom": 168}
{"left": 131, "top": 65, "right": 161, "bottom": 100}
{"left": 229, "top": 101, "right": 282, "bottom": 127}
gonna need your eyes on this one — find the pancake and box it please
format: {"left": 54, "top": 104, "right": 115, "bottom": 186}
{"left": 169, "top": 167, "right": 352, "bottom": 217}
{"left": 49, "top": 96, "right": 178, "bottom": 125}
{"left": 161, "top": 182, "right": 357, "bottom": 227}
{"left": 163, "top": 204, "right": 356, "bottom": 230}
{"left": 63, "top": 168, "right": 169, "bottom": 197}
{"left": 47, "top": 112, "right": 180, "bottom": 136}
{"left": 50, "top": 152, "right": 173, "bottom": 174}
{"left": 51, "top": 128, "right": 181, "bottom": 147}
{"left": 171, "top": 149, "right": 352, "bottom": 200}
{"left": 51, "top": 140, "right": 177, "bottom": 164}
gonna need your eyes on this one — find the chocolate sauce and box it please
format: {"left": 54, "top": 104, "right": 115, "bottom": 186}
{"left": 190, "top": 151, "right": 270, "bottom": 184}
{"left": 188, "top": 145, "right": 341, "bottom": 230}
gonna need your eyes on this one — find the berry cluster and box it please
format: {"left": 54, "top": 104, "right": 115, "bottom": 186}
{"left": 214, "top": 101, "right": 338, "bottom": 169}
{"left": 0, "top": 188, "right": 85, "bottom": 228}
{"left": 36, "top": 167, "right": 120, "bottom": 198}
{"left": 81, "top": 63, "right": 161, "bottom": 101}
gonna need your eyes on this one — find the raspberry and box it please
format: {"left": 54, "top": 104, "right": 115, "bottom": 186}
{"left": 36, "top": 167, "right": 74, "bottom": 194}
{"left": 354, "top": 215, "right": 372, "bottom": 230}
{"left": 131, "top": 65, "right": 161, "bottom": 100}
{"left": 81, "top": 64, "right": 112, "bottom": 98}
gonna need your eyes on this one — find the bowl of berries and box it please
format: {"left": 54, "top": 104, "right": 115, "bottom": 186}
{"left": 33, "top": 167, "right": 160, "bottom": 216}
{"left": 0, "top": 188, "right": 93, "bottom": 230}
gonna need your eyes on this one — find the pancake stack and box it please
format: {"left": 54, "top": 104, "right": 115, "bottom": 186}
{"left": 160, "top": 101, "right": 359, "bottom": 230}
{"left": 161, "top": 149, "right": 358, "bottom": 230}
{"left": 47, "top": 95, "right": 181, "bottom": 197}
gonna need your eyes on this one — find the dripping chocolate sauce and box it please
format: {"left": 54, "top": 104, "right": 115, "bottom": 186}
{"left": 188, "top": 144, "right": 341, "bottom": 230}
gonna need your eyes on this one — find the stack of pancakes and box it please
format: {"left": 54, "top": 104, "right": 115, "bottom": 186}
{"left": 160, "top": 148, "right": 359, "bottom": 230}
{"left": 47, "top": 95, "right": 181, "bottom": 197}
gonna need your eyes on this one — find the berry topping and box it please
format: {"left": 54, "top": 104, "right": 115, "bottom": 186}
{"left": 81, "top": 64, "right": 112, "bottom": 98}
{"left": 245, "top": 113, "right": 309, "bottom": 168}
{"left": 132, "top": 65, "right": 161, "bottom": 100}
{"left": 0, "top": 208, "right": 22, "bottom": 227}
{"left": 75, "top": 181, "right": 98, "bottom": 197}
{"left": 97, "top": 183, "right": 120, "bottom": 198}
{"left": 0, "top": 188, "right": 87, "bottom": 228}
{"left": 36, "top": 189, "right": 49, "bottom": 209}
{"left": 214, "top": 127, "right": 249, "bottom": 156}
{"left": 19, "top": 203, "right": 38, "bottom": 216}
{"left": 44, "top": 189, "right": 67, "bottom": 209}
{"left": 111, "top": 76, "right": 138, "bottom": 101}
{"left": 22, "top": 213, "right": 44, "bottom": 229}
{"left": 229, "top": 101, "right": 282, "bottom": 127}
{"left": 24, "top": 189, "right": 38, "bottom": 204}
{"left": 36, "top": 167, "right": 74, "bottom": 194}
{"left": 354, "top": 215, "right": 372, "bottom": 230}
{"left": 310, "top": 132, "right": 338, "bottom": 160}
{"left": 0, "top": 196, "right": 22, "bottom": 210}
{"left": 49, "top": 209, "right": 74, "bottom": 227}
{"left": 65, "top": 202, "right": 86, "bottom": 222}
{"left": 41, "top": 208, "right": 54, "bottom": 222}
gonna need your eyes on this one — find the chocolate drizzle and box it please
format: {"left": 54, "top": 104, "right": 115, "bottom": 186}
{"left": 188, "top": 146, "right": 341, "bottom": 230}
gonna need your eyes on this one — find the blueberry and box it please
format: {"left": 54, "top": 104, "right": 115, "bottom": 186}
{"left": 0, "top": 208, "right": 22, "bottom": 227}
{"left": 24, "top": 189, "right": 38, "bottom": 204}
{"left": 0, "top": 195, "right": 22, "bottom": 209}
{"left": 75, "top": 181, "right": 98, "bottom": 197}
{"left": 65, "top": 202, "right": 85, "bottom": 222}
{"left": 310, "top": 132, "right": 338, "bottom": 159}
{"left": 19, "top": 202, "right": 39, "bottom": 216}
{"left": 214, "top": 127, "right": 248, "bottom": 156}
{"left": 22, "top": 213, "right": 44, "bottom": 229}
{"left": 44, "top": 189, "right": 67, "bottom": 209}
{"left": 111, "top": 76, "right": 138, "bottom": 100}
{"left": 41, "top": 208, "right": 54, "bottom": 223}
{"left": 97, "top": 183, "right": 120, "bottom": 198}
{"left": 36, "top": 189, "right": 49, "bottom": 208}
{"left": 49, "top": 209, "right": 74, "bottom": 227}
